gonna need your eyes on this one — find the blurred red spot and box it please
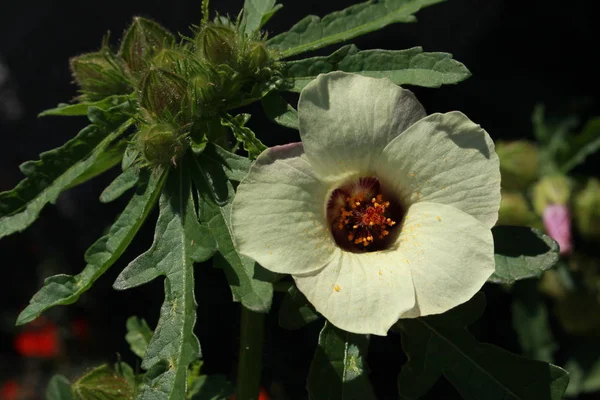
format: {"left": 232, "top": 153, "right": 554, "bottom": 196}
{"left": 231, "top": 387, "right": 270, "bottom": 400}
{"left": 71, "top": 318, "right": 89, "bottom": 340}
{"left": 1, "top": 380, "right": 19, "bottom": 400}
{"left": 14, "top": 322, "right": 60, "bottom": 358}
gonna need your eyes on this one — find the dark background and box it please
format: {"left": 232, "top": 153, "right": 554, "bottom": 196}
{"left": 0, "top": 0, "right": 599, "bottom": 398}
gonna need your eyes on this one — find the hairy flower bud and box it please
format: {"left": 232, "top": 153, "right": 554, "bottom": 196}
{"left": 574, "top": 178, "right": 600, "bottom": 241}
{"left": 247, "top": 41, "right": 270, "bottom": 71}
{"left": 532, "top": 175, "right": 571, "bottom": 215}
{"left": 138, "top": 124, "right": 186, "bottom": 166}
{"left": 69, "top": 51, "right": 130, "bottom": 100}
{"left": 140, "top": 68, "right": 189, "bottom": 121}
{"left": 120, "top": 17, "right": 175, "bottom": 74}
{"left": 196, "top": 23, "right": 237, "bottom": 65}
{"left": 498, "top": 191, "right": 538, "bottom": 227}
{"left": 496, "top": 140, "right": 539, "bottom": 190}
{"left": 151, "top": 48, "right": 188, "bottom": 72}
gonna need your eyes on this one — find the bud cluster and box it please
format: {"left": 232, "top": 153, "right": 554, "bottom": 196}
{"left": 68, "top": 15, "right": 280, "bottom": 168}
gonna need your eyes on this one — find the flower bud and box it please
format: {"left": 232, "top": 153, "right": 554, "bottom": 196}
{"left": 138, "top": 124, "right": 186, "bottom": 166}
{"left": 574, "top": 178, "right": 600, "bottom": 241}
{"left": 496, "top": 140, "right": 539, "bottom": 190}
{"left": 120, "top": 17, "right": 175, "bottom": 74}
{"left": 140, "top": 68, "right": 189, "bottom": 121}
{"left": 69, "top": 51, "right": 130, "bottom": 100}
{"left": 152, "top": 49, "right": 188, "bottom": 72}
{"left": 532, "top": 175, "right": 571, "bottom": 215}
{"left": 543, "top": 204, "right": 572, "bottom": 256}
{"left": 497, "top": 191, "right": 538, "bottom": 227}
{"left": 247, "top": 41, "right": 270, "bottom": 71}
{"left": 196, "top": 23, "right": 237, "bottom": 65}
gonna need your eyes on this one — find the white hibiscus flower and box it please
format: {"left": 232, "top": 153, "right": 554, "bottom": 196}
{"left": 231, "top": 72, "right": 500, "bottom": 335}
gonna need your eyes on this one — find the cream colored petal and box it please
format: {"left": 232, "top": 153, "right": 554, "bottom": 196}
{"left": 377, "top": 111, "right": 501, "bottom": 229}
{"left": 298, "top": 71, "right": 426, "bottom": 181}
{"left": 396, "top": 201, "right": 495, "bottom": 318}
{"left": 294, "top": 248, "right": 415, "bottom": 336}
{"left": 231, "top": 143, "right": 336, "bottom": 275}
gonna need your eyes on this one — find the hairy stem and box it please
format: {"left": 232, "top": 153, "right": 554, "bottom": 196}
{"left": 236, "top": 306, "right": 265, "bottom": 400}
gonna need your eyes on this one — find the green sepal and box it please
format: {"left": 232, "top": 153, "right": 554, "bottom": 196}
{"left": 120, "top": 17, "right": 175, "bottom": 74}
{"left": 282, "top": 45, "right": 470, "bottom": 92}
{"left": 140, "top": 68, "right": 190, "bottom": 122}
{"left": 267, "top": 0, "right": 444, "bottom": 58}
{"left": 190, "top": 149, "right": 273, "bottom": 313}
{"left": 307, "top": 321, "right": 377, "bottom": 400}
{"left": 396, "top": 292, "right": 569, "bottom": 400}
{"left": 113, "top": 167, "right": 216, "bottom": 399}
{"left": 126, "top": 316, "right": 154, "bottom": 359}
{"left": 278, "top": 284, "right": 320, "bottom": 330}
{"left": 261, "top": 92, "right": 299, "bottom": 130}
{"left": 489, "top": 226, "right": 560, "bottom": 285}
{"left": 0, "top": 117, "right": 133, "bottom": 239}
{"left": 220, "top": 113, "right": 266, "bottom": 159}
{"left": 16, "top": 169, "right": 165, "bottom": 325}
{"left": 71, "top": 364, "right": 135, "bottom": 399}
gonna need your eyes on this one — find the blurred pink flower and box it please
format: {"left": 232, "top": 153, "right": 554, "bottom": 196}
{"left": 543, "top": 204, "right": 572, "bottom": 256}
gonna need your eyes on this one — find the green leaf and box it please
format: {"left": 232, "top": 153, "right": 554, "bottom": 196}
{"left": 221, "top": 114, "right": 266, "bottom": 159}
{"left": 242, "top": 0, "right": 283, "bottom": 35}
{"left": 0, "top": 118, "right": 133, "bottom": 238}
{"left": 267, "top": 0, "right": 444, "bottom": 58}
{"left": 511, "top": 280, "right": 556, "bottom": 363}
{"left": 100, "top": 166, "right": 140, "bottom": 203}
{"left": 261, "top": 92, "right": 299, "bottom": 130}
{"left": 278, "top": 284, "right": 320, "bottom": 330}
{"left": 560, "top": 116, "right": 600, "bottom": 173}
{"left": 307, "top": 321, "right": 377, "bottom": 400}
{"left": 72, "top": 364, "right": 134, "bottom": 400}
{"left": 488, "top": 226, "right": 559, "bottom": 284}
{"left": 188, "top": 375, "right": 235, "bottom": 400}
{"left": 190, "top": 152, "right": 273, "bottom": 313}
{"left": 564, "top": 340, "right": 600, "bottom": 396}
{"left": 282, "top": 45, "right": 470, "bottom": 92}
{"left": 113, "top": 167, "right": 216, "bottom": 400}
{"left": 207, "top": 143, "right": 252, "bottom": 182}
{"left": 397, "top": 293, "right": 569, "bottom": 400}
{"left": 38, "top": 95, "right": 132, "bottom": 117}
{"left": 16, "top": 169, "right": 165, "bottom": 325}
{"left": 126, "top": 316, "right": 154, "bottom": 359}
{"left": 46, "top": 375, "right": 74, "bottom": 400}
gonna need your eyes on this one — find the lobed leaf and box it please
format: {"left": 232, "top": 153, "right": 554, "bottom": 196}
{"left": 397, "top": 293, "right": 569, "bottom": 400}
{"left": 220, "top": 114, "right": 267, "bottom": 159}
{"left": 190, "top": 151, "right": 273, "bottom": 313}
{"left": 242, "top": 0, "right": 283, "bottom": 35}
{"left": 46, "top": 375, "right": 74, "bottom": 400}
{"left": 126, "top": 316, "right": 154, "bottom": 359}
{"left": 207, "top": 143, "right": 252, "bottom": 183}
{"left": 72, "top": 364, "right": 134, "bottom": 400}
{"left": 278, "top": 284, "right": 320, "bottom": 330}
{"left": 282, "top": 45, "right": 470, "bottom": 92}
{"left": 100, "top": 166, "right": 140, "bottom": 203}
{"left": 16, "top": 170, "right": 165, "bottom": 325}
{"left": 267, "top": 0, "right": 444, "bottom": 58}
{"left": 38, "top": 94, "right": 132, "bottom": 117}
{"left": 488, "top": 226, "right": 559, "bottom": 284}
{"left": 113, "top": 167, "right": 216, "bottom": 400}
{"left": 261, "top": 92, "right": 299, "bottom": 130}
{"left": 0, "top": 117, "right": 133, "bottom": 238}
{"left": 307, "top": 322, "right": 377, "bottom": 400}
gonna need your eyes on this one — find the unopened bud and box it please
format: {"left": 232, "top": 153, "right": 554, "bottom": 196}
{"left": 496, "top": 140, "right": 539, "bottom": 190}
{"left": 247, "top": 41, "right": 270, "bottom": 71}
{"left": 152, "top": 49, "right": 188, "bottom": 72}
{"left": 498, "top": 191, "right": 538, "bottom": 227}
{"left": 120, "top": 17, "right": 175, "bottom": 74}
{"left": 543, "top": 204, "right": 572, "bottom": 256}
{"left": 140, "top": 68, "right": 189, "bottom": 121}
{"left": 197, "top": 23, "right": 236, "bottom": 65}
{"left": 69, "top": 51, "right": 130, "bottom": 100}
{"left": 138, "top": 124, "right": 186, "bottom": 166}
{"left": 574, "top": 178, "right": 600, "bottom": 241}
{"left": 532, "top": 175, "right": 571, "bottom": 215}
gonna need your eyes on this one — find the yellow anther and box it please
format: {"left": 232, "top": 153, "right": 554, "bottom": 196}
{"left": 369, "top": 222, "right": 374, "bottom": 226}
{"left": 436, "top": 215, "right": 442, "bottom": 222}
{"left": 355, "top": 201, "right": 361, "bottom": 206}
{"left": 334, "top": 285, "right": 341, "bottom": 292}
{"left": 353, "top": 225, "right": 358, "bottom": 229}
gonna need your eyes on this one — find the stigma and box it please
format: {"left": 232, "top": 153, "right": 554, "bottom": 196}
{"left": 327, "top": 177, "right": 400, "bottom": 251}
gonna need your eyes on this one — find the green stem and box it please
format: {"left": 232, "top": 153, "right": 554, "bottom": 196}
{"left": 236, "top": 306, "right": 265, "bottom": 400}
